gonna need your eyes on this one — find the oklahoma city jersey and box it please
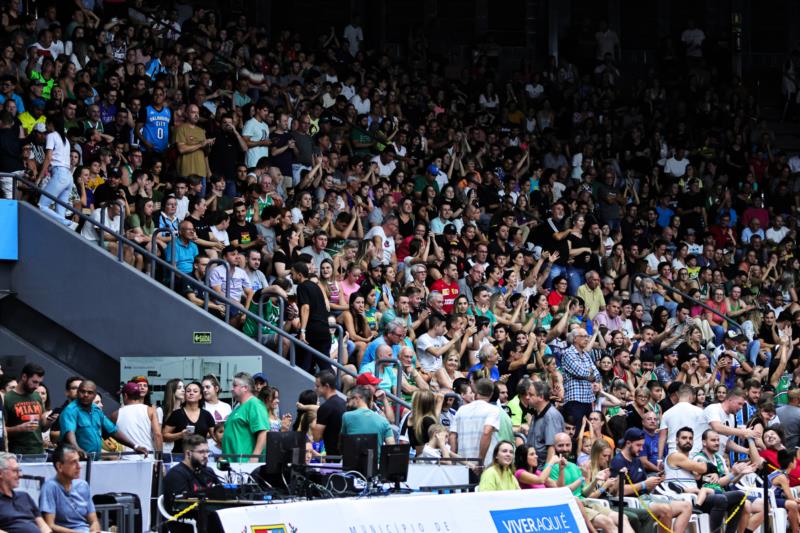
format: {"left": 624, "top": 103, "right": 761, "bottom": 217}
{"left": 141, "top": 105, "right": 171, "bottom": 152}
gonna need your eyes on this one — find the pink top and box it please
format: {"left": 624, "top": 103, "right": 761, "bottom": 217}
{"left": 341, "top": 279, "right": 361, "bottom": 305}
{"left": 515, "top": 469, "right": 546, "bottom": 489}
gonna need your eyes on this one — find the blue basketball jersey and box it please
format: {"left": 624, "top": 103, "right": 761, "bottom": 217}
{"left": 141, "top": 105, "right": 171, "bottom": 152}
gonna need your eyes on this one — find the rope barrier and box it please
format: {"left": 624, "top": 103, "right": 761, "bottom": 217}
{"left": 622, "top": 472, "right": 753, "bottom": 533}
{"left": 624, "top": 472, "right": 677, "bottom": 533}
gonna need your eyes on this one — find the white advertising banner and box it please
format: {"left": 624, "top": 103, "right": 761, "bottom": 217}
{"left": 20, "top": 459, "right": 154, "bottom": 530}
{"left": 215, "top": 487, "right": 588, "bottom": 533}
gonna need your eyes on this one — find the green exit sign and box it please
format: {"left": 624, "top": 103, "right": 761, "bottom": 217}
{"left": 193, "top": 332, "right": 212, "bottom": 344}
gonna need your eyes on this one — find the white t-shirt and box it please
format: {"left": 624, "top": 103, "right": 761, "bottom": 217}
{"left": 209, "top": 225, "right": 230, "bottom": 246}
{"left": 681, "top": 28, "right": 705, "bottom": 57}
{"left": 343, "top": 24, "right": 363, "bottom": 56}
{"left": 204, "top": 400, "right": 232, "bottom": 423}
{"left": 351, "top": 94, "right": 371, "bottom": 115}
{"left": 364, "top": 225, "right": 394, "bottom": 264}
{"left": 702, "top": 403, "right": 735, "bottom": 452}
{"left": 645, "top": 253, "right": 667, "bottom": 273}
{"left": 664, "top": 156, "right": 689, "bottom": 177}
{"left": 81, "top": 207, "right": 120, "bottom": 241}
{"left": 46, "top": 132, "right": 71, "bottom": 168}
{"left": 242, "top": 118, "right": 269, "bottom": 168}
{"left": 767, "top": 226, "right": 790, "bottom": 244}
{"left": 175, "top": 196, "right": 189, "bottom": 221}
{"left": 416, "top": 333, "right": 447, "bottom": 372}
{"left": 370, "top": 155, "right": 396, "bottom": 177}
{"left": 659, "top": 401, "right": 706, "bottom": 455}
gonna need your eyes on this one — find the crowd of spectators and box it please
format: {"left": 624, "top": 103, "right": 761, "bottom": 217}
{"left": 3, "top": 0, "right": 800, "bottom": 532}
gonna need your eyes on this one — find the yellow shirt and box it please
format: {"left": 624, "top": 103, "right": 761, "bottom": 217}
{"left": 577, "top": 284, "right": 606, "bottom": 320}
{"left": 19, "top": 112, "right": 45, "bottom": 135}
{"left": 479, "top": 466, "right": 520, "bottom": 491}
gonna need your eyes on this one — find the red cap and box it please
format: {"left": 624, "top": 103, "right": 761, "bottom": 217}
{"left": 355, "top": 372, "right": 382, "bottom": 386}
{"left": 123, "top": 382, "right": 141, "bottom": 397}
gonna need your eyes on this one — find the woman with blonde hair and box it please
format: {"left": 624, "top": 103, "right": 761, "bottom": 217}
{"left": 580, "top": 440, "right": 634, "bottom": 533}
{"left": 404, "top": 390, "right": 442, "bottom": 454}
{"left": 433, "top": 352, "right": 466, "bottom": 391}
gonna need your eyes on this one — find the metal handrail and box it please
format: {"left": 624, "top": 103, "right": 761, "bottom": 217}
{"left": 149, "top": 228, "right": 177, "bottom": 287}
{"left": 376, "top": 357, "right": 403, "bottom": 425}
{"left": 204, "top": 258, "right": 232, "bottom": 322}
{"left": 637, "top": 273, "right": 744, "bottom": 332}
{"left": 335, "top": 324, "right": 346, "bottom": 390}
{"left": 256, "top": 292, "right": 296, "bottom": 367}
{"left": 9, "top": 172, "right": 411, "bottom": 410}
{"left": 96, "top": 199, "right": 126, "bottom": 262}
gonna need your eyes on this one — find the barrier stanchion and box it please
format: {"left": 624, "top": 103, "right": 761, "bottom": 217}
{"left": 762, "top": 466, "right": 770, "bottom": 533}
{"left": 618, "top": 473, "right": 624, "bottom": 533}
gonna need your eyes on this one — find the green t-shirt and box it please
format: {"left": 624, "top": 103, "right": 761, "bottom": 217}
{"left": 692, "top": 451, "right": 726, "bottom": 493}
{"left": 413, "top": 175, "right": 439, "bottom": 195}
{"left": 243, "top": 299, "right": 280, "bottom": 339}
{"left": 221, "top": 397, "right": 269, "bottom": 462}
{"left": 4, "top": 390, "right": 44, "bottom": 455}
{"left": 350, "top": 129, "right": 373, "bottom": 156}
{"left": 548, "top": 461, "right": 585, "bottom": 497}
{"left": 497, "top": 407, "right": 515, "bottom": 444}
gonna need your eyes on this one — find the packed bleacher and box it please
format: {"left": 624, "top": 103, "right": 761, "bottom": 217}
{"left": 4, "top": 1, "right": 800, "bottom": 532}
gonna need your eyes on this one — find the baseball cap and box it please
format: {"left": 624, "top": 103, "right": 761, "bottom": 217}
{"left": 33, "top": 122, "right": 46, "bottom": 133}
{"left": 369, "top": 259, "right": 383, "bottom": 270}
{"left": 639, "top": 353, "right": 656, "bottom": 365}
{"left": 356, "top": 372, "right": 382, "bottom": 386}
{"left": 620, "top": 427, "right": 645, "bottom": 446}
{"left": 253, "top": 372, "right": 267, "bottom": 383}
{"left": 122, "top": 382, "right": 141, "bottom": 397}
{"left": 685, "top": 228, "right": 696, "bottom": 235}
{"left": 426, "top": 164, "right": 439, "bottom": 175}
{"left": 443, "top": 223, "right": 457, "bottom": 234}
{"left": 726, "top": 330, "right": 747, "bottom": 343}
{"left": 107, "top": 166, "right": 122, "bottom": 179}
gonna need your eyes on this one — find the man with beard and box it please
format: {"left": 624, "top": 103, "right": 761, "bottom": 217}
{"left": 693, "top": 430, "right": 762, "bottom": 532}
{"left": 4, "top": 364, "right": 46, "bottom": 455}
{"left": 665, "top": 428, "right": 748, "bottom": 533}
{"left": 162, "top": 434, "right": 217, "bottom": 515}
{"left": 612, "top": 347, "right": 632, "bottom": 384}
{"left": 610, "top": 428, "right": 693, "bottom": 533}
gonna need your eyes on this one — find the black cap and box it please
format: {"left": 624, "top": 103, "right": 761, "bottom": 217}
{"left": 443, "top": 224, "right": 457, "bottom": 234}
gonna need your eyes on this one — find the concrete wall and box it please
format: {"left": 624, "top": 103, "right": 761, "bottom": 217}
{"left": 6, "top": 203, "right": 314, "bottom": 412}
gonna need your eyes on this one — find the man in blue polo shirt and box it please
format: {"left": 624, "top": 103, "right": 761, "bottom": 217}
{"left": 59, "top": 380, "right": 149, "bottom": 459}
{"left": 165, "top": 219, "right": 200, "bottom": 274}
